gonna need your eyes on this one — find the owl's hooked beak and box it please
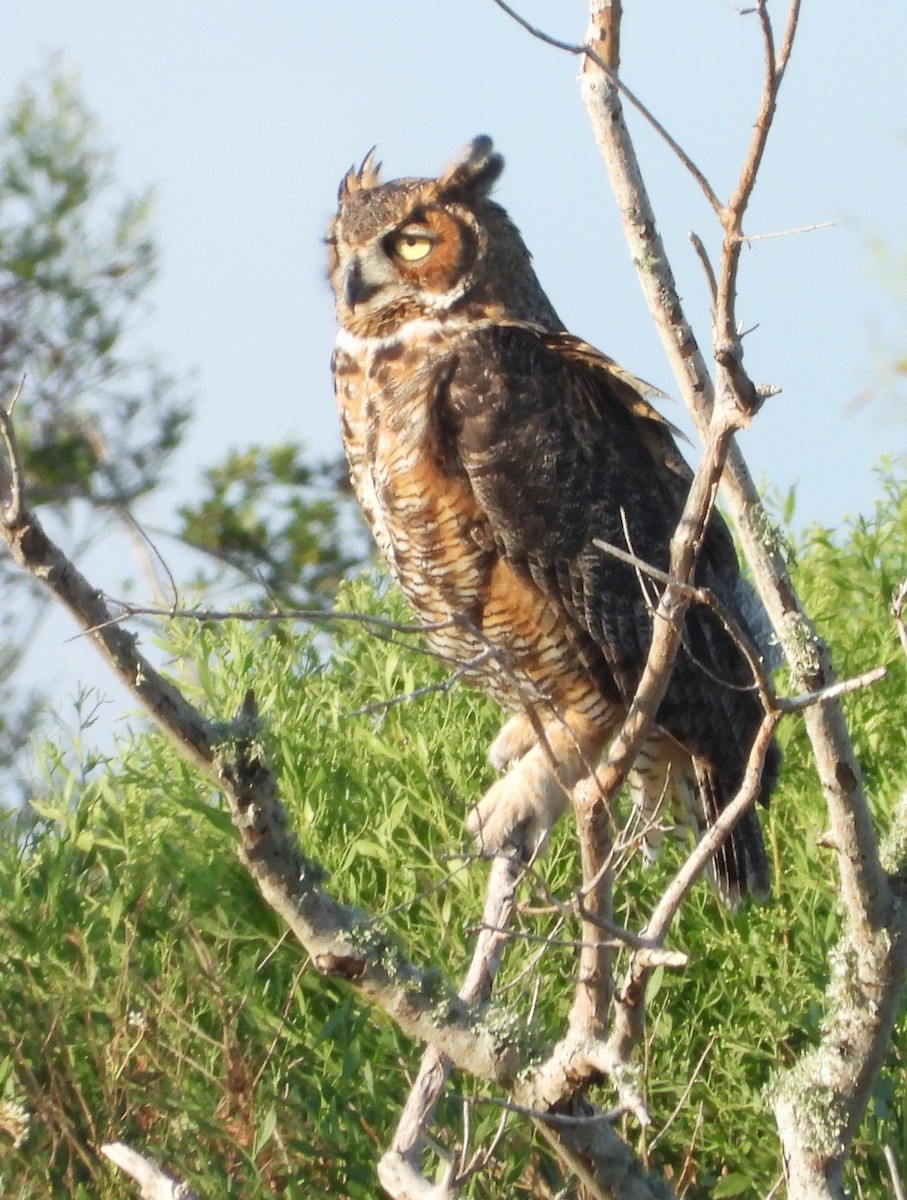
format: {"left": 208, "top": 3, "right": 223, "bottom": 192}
{"left": 342, "top": 257, "right": 382, "bottom": 309}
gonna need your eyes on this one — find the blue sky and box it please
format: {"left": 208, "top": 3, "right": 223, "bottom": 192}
{"left": 2, "top": 2, "right": 906, "bottom": 736}
{"left": 4, "top": 2, "right": 906, "bottom": 533}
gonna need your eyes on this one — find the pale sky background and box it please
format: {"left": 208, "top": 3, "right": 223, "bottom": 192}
{"left": 2, "top": 2, "right": 906, "bottom": 750}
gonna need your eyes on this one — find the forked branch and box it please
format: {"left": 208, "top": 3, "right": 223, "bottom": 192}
{"left": 575, "top": 1, "right": 907, "bottom": 1195}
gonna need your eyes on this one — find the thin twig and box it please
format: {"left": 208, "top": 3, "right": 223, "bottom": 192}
{"left": 455, "top": 1104, "right": 509, "bottom": 1188}
{"left": 645, "top": 714, "right": 776, "bottom": 940}
{"left": 883, "top": 1144, "right": 907, "bottom": 1200}
{"left": 677, "top": 1101, "right": 705, "bottom": 1198}
{"left": 738, "top": 220, "right": 835, "bottom": 243}
{"left": 488, "top": 0, "right": 722, "bottom": 214}
{"left": 689, "top": 232, "right": 718, "bottom": 308}
{"left": 101, "top": 1142, "right": 200, "bottom": 1200}
{"left": 592, "top": 533, "right": 776, "bottom": 710}
{"left": 761, "top": 1177, "right": 784, "bottom": 1200}
{"left": 99, "top": 594, "right": 453, "bottom": 637}
{"left": 348, "top": 660, "right": 486, "bottom": 717}
{"left": 0, "top": 389, "right": 26, "bottom": 525}
{"left": 775, "top": 666, "right": 887, "bottom": 713}
{"left": 607, "top": 714, "right": 777, "bottom": 1065}
{"left": 648, "top": 1037, "right": 715, "bottom": 1151}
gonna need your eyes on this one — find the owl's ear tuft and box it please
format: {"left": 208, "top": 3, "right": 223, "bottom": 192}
{"left": 338, "top": 148, "right": 383, "bottom": 202}
{"left": 438, "top": 136, "right": 504, "bottom": 201}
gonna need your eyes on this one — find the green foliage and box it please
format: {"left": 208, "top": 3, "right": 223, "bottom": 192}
{"left": 0, "top": 64, "right": 188, "bottom": 511}
{"left": 0, "top": 67, "right": 362, "bottom": 791}
{"left": 2, "top": 471, "right": 907, "bottom": 1197}
{"left": 176, "top": 444, "right": 368, "bottom": 607}
{"left": 0, "top": 64, "right": 190, "bottom": 788}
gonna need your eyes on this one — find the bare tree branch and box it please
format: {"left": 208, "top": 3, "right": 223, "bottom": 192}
{"left": 0, "top": 397, "right": 525, "bottom": 1091}
{"left": 892, "top": 575, "right": 907, "bottom": 662}
{"left": 884, "top": 1144, "right": 907, "bottom": 1200}
{"left": 488, "top": 0, "right": 722, "bottom": 214}
{"left": 379, "top": 845, "right": 525, "bottom": 1198}
{"left": 576, "top": 3, "right": 907, "bottom": 1195}
{"left": 568, "top": 779, "right": 615, "bottom": 1042}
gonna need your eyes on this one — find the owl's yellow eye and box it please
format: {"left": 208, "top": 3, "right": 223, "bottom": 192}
{"left": 389, "top": 229, "right": 434, "bottom": 263}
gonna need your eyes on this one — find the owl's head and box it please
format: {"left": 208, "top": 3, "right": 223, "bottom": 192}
{"left": 327, "top": 137, "right": 560, "bottom": 335}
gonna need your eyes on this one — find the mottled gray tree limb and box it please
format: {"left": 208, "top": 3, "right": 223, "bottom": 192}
{"left": 578, "top": 2, "right": 907, "bottom": 1196}
{"left": 378, "top": 846, "right": 524, "bottom": 1199}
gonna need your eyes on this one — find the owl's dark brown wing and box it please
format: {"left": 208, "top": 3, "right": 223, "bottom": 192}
{"left": 445, "top": 322, "right": 776, "bottom": 897}
{"left": 447, "top": 323, "right": 739, "bottom": 696}
{"left": 540, "top": 329, "right": 744, "bottom": 588}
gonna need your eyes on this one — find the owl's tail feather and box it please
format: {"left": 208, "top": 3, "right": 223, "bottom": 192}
{"left": 691, "top": 758, "right": 770, "bottom": 907}
{"left": 628, "top": 734, "right": 772, "bottom": 907}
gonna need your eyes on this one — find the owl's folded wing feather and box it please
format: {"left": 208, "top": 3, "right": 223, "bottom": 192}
{"left": 446, "top": 323, "right": 741, "bottom": 697}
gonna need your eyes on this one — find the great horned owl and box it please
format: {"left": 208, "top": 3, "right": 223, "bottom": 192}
{"left": 328, "top": 136, "right": 779, "bottom": 903}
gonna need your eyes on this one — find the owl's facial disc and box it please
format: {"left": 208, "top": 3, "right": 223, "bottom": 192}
{"left": 332, "top": 191, "right": 487, "bottom": 328}
{"left": 341, "top": 222, "right": 439, "bottom": 309}
{"left": 337, "top": 240, "right": 398, "bottom": 312}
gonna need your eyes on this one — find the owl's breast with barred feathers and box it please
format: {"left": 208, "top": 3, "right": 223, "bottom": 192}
{"left": 331, "top": 317, "right": 614, "bottom": 725}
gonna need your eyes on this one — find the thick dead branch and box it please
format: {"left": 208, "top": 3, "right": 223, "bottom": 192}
{"left": 568, "top": 779, "right": 615, "bottom": 1040}
{"left": 379, "top": 846, "right": 524, "bottom": 1199}
{"left": 532, "top": 1117, "right": 674, "bottom": 1200}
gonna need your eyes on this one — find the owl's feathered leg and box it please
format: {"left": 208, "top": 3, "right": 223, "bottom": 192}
{"left": 468, "top": 712, "right": 608, "bottom": 855}
{"left": 627, "top": 732, "right": 698, "bottom": 864}
{"left": 487, "top": 712, "right": 537, "bottom": 772}
{"left": 630, "top": 734, "right": 771, "bottom": 907}
{"left": 478, "top": 716, "right": 768, "bottom": 905}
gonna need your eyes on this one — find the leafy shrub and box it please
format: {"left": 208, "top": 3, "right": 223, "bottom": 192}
{"left": 1, "top": 471, "right": 906, "bottom": 1197}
